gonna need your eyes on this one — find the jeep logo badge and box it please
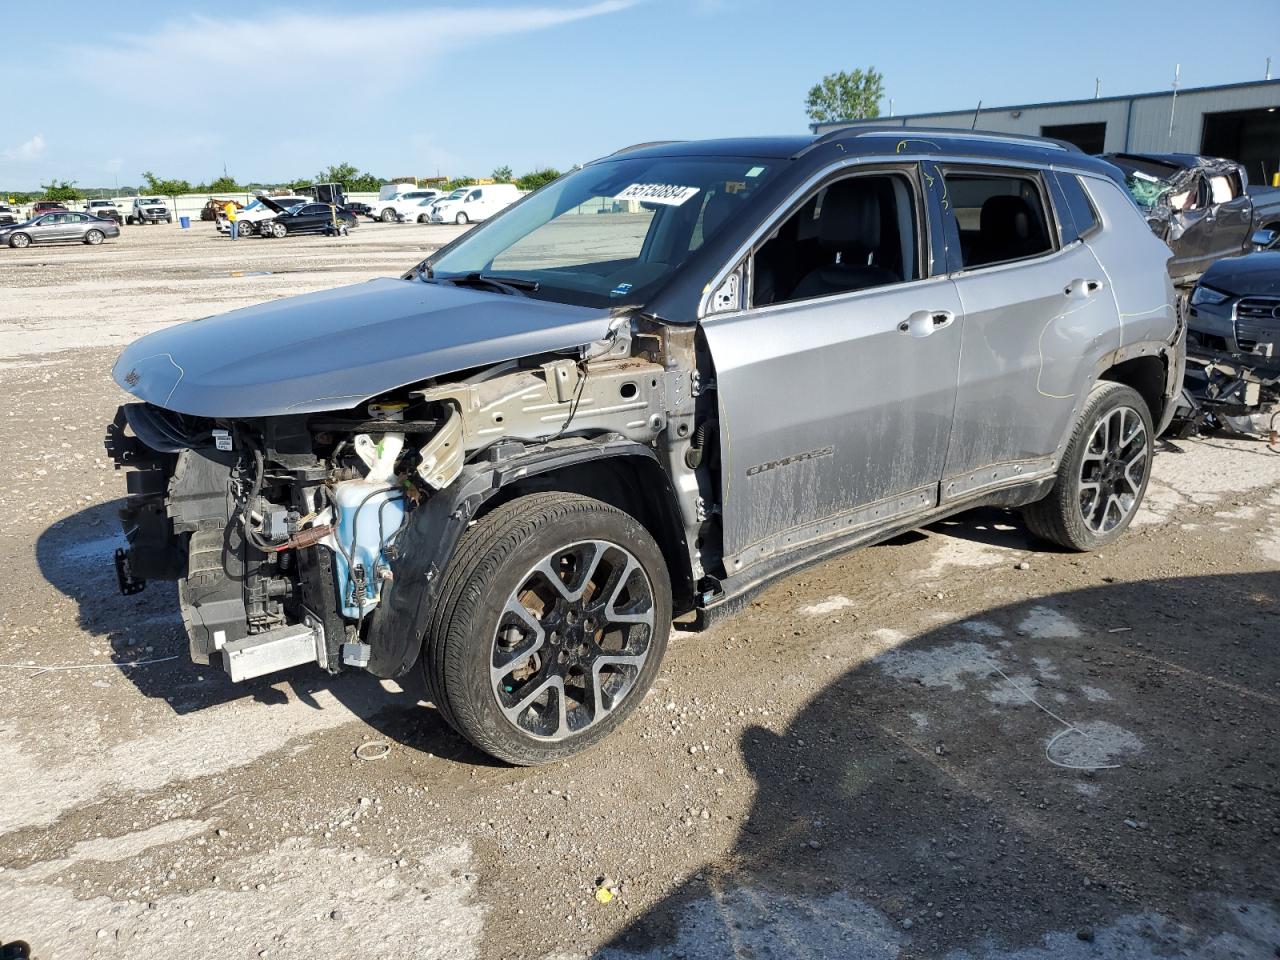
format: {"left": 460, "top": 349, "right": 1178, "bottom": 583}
{"left": 123, "top": 368, "right": 140, "bottom": 387}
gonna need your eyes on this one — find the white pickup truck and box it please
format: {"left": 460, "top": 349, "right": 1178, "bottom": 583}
{"left": 127, "top": 198, "right": 172, "bottom": 225}
{"left": 83, "top": 199, "right": 124, "bottom": 224}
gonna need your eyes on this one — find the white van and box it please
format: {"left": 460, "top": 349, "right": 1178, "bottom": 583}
{"left": 429, "top": 183, "right": 524, "bottom": 225}
{"left": 368, "top": 184, "right": 438, "bottom": 223}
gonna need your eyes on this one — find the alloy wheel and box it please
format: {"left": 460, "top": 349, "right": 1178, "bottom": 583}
{"left": 1079, "top": 404, "right": 1148, "bottom": 534}
{"left": 491, "top": 539, "right": 655, "bottom": 741}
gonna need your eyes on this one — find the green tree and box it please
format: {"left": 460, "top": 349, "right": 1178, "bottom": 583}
{"left": 40, "top": 179, "right": 82, "bottom": 202}
{"left": 315, "top": 162, "right": 360, "bottom": 185}
{"left": 491, "top": 165, "right": 513, "bottom": 183}
{"left": 141, "top": 171, "right": 193, "bottom": 196}
{"left": 445, "top": 176, "right": 477, "bottom": 190}
{"left": 804, "top": 67, "right": 885, "bottom": 124}
{"left": 515, "top": 168, "right": 562, "bottom": 191}
{"left": 347, "top": 172, "right": 383, "bottom": 192}
{"left": 309, "top": 163, "right": 384, "bottom": 194}
{"left": 207, "top": 175, "right": 240, "bottom": 193}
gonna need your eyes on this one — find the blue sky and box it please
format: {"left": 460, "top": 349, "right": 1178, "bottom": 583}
{"left": 2, "top": 0, "right": 1277, "bottom": 189}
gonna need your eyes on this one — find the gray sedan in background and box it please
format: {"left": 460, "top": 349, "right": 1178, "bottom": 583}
{"left": 0, "top": 211, "right": 121, "bottom": 248}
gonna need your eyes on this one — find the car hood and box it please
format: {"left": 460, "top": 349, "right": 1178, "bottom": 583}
{"left": 112, "top": 277, "right": 615, "bottom": 418}
{"left": 1201, "top": 252, "right": 1280, "bottom": 297}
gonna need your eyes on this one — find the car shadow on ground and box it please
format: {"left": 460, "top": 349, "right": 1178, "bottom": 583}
{"left": 34, "top": 500, "right": 499, "bottom": 766}
{"left": 596, "top": 573, "right": 1280, "bottom": 959}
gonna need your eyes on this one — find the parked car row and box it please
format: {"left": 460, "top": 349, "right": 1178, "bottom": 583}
{"left": 368, "top": 182, "right": 526, "bottom": 224}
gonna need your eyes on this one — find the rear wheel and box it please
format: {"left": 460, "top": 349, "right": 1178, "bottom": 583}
{"left": 1022, "top": 381, "right": 1153, "bottom": 551}
{"left": 237, "top": 220, "right": 256, "bottom": 237}
{"left": 84, "top": 229, "right": 104, "bottom": 245}
{"left": 9, "top": 233, "right": 31, "bottom": 248}
{"left": 424, "top": 492, "right": 671, "bottom": 765}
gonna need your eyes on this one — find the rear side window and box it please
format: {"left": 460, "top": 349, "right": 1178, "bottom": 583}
{"left": 943, "top": 170, "right": 1055, "bottom": 269}
{"left": 1056, "top": 173, "right": 1100, "bottom": 241}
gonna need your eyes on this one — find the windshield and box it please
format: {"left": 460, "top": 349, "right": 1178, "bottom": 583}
{"left": 140, "top": 198, "right": 164, "bottom": 205}
{"left": 428, "top": 156, "right": 775, "bottom": 307}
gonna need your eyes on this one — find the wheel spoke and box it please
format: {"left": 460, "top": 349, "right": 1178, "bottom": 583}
{"left": 535, "top": 541, "right": 602, "bottom": 602}
{"left": 490, "top": 599, "right": 544, "bottom": 684}
{"left": 500, "top": 675, "right": 562, "bottom": 727}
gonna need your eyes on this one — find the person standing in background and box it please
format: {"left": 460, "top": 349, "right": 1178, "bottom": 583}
{"left": 224, "top": 201, "right": 239, "bottom": 240}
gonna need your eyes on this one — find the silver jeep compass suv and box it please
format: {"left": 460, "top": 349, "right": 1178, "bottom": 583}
{"left": 107, "top": 130, "right": 1182, "bottom": 764}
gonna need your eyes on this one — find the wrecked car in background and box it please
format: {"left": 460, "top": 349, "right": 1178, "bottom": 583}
{"left": 106, "top": 129, "right": 1182, "bottom": 764}
{"left": 1172, "top": 247, "right": 1280, "bottom": 440}
{"left": 1104, "top": 152, "right": 1280, "bottom": 285}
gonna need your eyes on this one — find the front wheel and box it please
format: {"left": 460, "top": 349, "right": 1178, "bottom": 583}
{"left": 270, "top": 222, "right": 287, "bottom": 238}
{"left": 9, "top": 233, "right": 31, "bottom": 248}
{"left": 1021, "top": 381, "right": 1153, "bottom": 551}
{"left": 84, "top": 229, "right": 104, "bottom": 245}
{"left": 455, "top": 212, "right": 469, "bottom": 225}
{"left": 380, "top": 208, "right": 396, "bottom": 222}
{"left": 423, "top": 492, "right": 672, "bottom": 765}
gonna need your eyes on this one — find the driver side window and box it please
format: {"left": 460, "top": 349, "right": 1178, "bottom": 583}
{"left": 751, "top": 172, "right": 921, "bottom": 308}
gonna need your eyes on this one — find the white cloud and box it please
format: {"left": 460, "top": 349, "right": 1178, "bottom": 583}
{"left": 71, "top": 3, "right": 636, "bottom": 108}
{"left": 3, "top": 134, "right": 46, "bottom": 162}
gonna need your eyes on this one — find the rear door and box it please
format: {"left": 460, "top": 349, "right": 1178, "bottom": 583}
{"left": 940, "top": 165, "right": 1118, "bottom": 499}
{"left": 701, "top": 163, "right": 963, "bottom": 570}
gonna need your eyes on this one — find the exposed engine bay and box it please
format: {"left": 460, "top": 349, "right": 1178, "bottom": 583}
{"left": 105, "top": 321, "right": 699, "bottom": 683}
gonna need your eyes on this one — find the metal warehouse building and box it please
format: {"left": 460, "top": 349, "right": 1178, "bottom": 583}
{"left": 813, "top": 79, "right": 1280, "bottom": 184}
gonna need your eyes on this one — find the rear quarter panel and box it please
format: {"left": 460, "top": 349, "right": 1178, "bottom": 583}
{"left": 1078, "top": 174, "right": 1182, "bottom": 431}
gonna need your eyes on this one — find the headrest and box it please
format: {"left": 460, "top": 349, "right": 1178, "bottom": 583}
{"left": 818, "top": 182, "right": 881, "bottom": 253}
{"left": 980, "top": 195, "right": 1036, "bottom": 242}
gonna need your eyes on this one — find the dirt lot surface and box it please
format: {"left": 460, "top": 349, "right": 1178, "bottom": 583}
{"left": 1, "top": 226, "right": 1278, "bottom": 959}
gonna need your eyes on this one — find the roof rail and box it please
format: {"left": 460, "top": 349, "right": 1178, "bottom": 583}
{"left": 808, "top": 126, "right": 1072, "bottom": 153}
{"left": 610, "top": 140, "right": 685, "bottom": 157}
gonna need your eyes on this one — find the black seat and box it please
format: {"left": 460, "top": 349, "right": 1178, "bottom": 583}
{"left": 791, "top": 181, "right": 900, "bottom": 300}
{"left": 974, "top": 195, "right": 1049, "bottom": 265}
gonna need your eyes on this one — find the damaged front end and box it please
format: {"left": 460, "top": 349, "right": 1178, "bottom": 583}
{"left": 105, "top": 321, "right": 675, "bottom": 683}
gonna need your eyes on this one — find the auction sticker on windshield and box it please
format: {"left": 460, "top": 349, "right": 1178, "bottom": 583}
{"left": 614, "top": 183, "right": 700, "bottom": 206}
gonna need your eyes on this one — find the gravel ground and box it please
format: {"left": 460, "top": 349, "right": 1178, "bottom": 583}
{"left": 0, "top": 226, "right": 1277, "bottom": 959}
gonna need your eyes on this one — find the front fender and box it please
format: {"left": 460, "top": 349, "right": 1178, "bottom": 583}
{"left": 363, "top": 437, "right": 665, "bottom": 678}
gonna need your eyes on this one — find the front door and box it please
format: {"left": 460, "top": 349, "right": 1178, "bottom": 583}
{"left": 701, "top": 166, "right": 962, "bottom": 571}
{"left": 1201, "top": 167, "right": 1253, "bottom": 263}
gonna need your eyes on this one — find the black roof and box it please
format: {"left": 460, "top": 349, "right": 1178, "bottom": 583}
{"left": 611, "top": 127, "right": 1121, "bottom": 180}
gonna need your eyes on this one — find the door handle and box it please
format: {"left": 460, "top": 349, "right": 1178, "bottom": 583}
{"left": 898, "top": 309, "right": 954, "bottom": 338}
{"left": 1064, "top": 278, "right": 1103, "bottom": 299}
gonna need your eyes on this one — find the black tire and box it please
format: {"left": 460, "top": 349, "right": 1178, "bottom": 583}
{"left": 270, "top": 222, "right": 287, "bottom": 238}
{"left": 1022, "top": 381, "right": 1154, "bottom": 551}
{"left": 424, "top": 492, "right": 671, "bottom": 765}
{"left": 84, "top": 229, "right": 104, "bottom": 245}
{"left": 238, "top": 221, "right": 255, "bottom": 238}
{"left": 9, "top": 233, "right": 31, "bottom": 248}
{"left": 455, "top": 212, "right": 468, "bottom": 225}
{"left": 380, "top": 207, "right": 396, "bottom": 223}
